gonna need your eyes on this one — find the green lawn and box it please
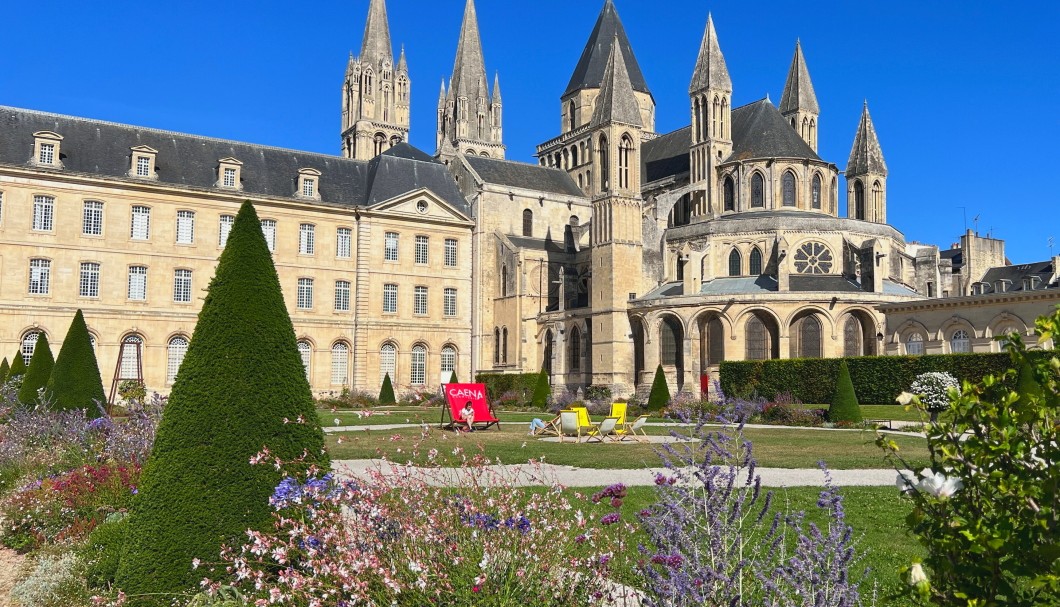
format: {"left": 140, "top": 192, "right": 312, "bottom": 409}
{"left": 326, "top": 424, "right": 928, "bottom": 470}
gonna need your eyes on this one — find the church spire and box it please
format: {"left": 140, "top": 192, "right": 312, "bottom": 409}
{"left": 847, "top": 102, "right": 887, "bottom": 177}
{"left": 846, "top": 102, "right": 888, "bottom": 223}
{"left": 449, "top": 0, "right": 487, "bottom": 102}
{"left": 565, "top": 0, "right": 651, "bottom": 97}
{"left": 689, "top": 13, "right": 731, "bottom": 94}
{"left": 779, "top": 40, "right": 820, "bottom": 150}
{"left": 396, "top": 44, "right": 407, "bottom": 72}
{"left": 359, "top": 0, "right": 393, "bottom": 67}
{"left": 492, "top": 72, "right": 502, "bottom": 105}
{"left": 591, "top": 39, "right": 642, "bottom": 127}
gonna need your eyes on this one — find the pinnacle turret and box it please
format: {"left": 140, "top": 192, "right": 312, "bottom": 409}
{"left": 565, "top": 0, "right": 651, "bottom": 97}
{"left": 397, "top": 45, "right": 407, "bottom": 72}
{"left": 492, "top": 72, "right": 502, "bottom": 104}
{"left": 847, "top": 102, "right": 887, "bottom": 177}
{"left": 779, "top": 40, "right": 819, "bottom": 114}
{"left": 359, "top": 0, "right": 393, "bottom": 68}
{"left": 592, "top": 40, "right": 642, "bottom": 127}
{"left": 689, "top": 13, "right": 731, "bottom": 94}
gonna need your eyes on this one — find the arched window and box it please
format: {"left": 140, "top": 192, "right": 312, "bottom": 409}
{"left": 797, "top": 315, "right": 822, "bottom": 359}
{"left": 501, "top": 265, "right": 508, "bottom": 297}
{"left": 410, "top": 344, "right": 426, "bottom": 385}
{"left": 660, "top": 317, "right": 681, "bottom": 366}
{"left": 728, "top": 249, "right": 742, "bottom": 277}
{"left": 380, "top": 343, "right": 396, "bottom": 382}
{"left": 791, "top": 117, "right": 797, "bottom": 130}
{"left": 693, "top": 97, "right": 702, "bottom": 142}
{"left": 872, "top": 181, "right": 883, "bottom": 219}
{"left": 542, "top": 330, "right": 554, "bottom": 376}
{"left": 373, "top": 133, "right": 386, "bottom": 156}
{"left": 522, "top": 209, "right": 533, "bottom": 237}
{"left": 830, "top": 177, "right": 838, "bottom": 214}
{"left": 363, "top": 69, "right": 374, "bottom": 96}
{"left": 493, "top": 328, "right": 501, "bottom": 364}
{"left": 20, "top": 331, "right": 42, "bottom": 361}
{"left": 618, "top": 134, "right": 633, "bottom": 190}
{"left": 569, "top": 326, "right": 581, "bottom": 371}
{"left": 853, "top": 180, "right": 865, "bottom": 220}
{"left": 598, "top": 135, "right": 609, "bottom": 191}
{"left": 950, "top": 329, "right": 971, "bottom": 353}
{"left": 296, "top": 340, "right": 311, "bottom": 380}
{"left": 723, "top": 175, "right": 735, "bottom": 211}
{"left": 331, "top": 342, "right": 350, "bottom": 386}
{"left": 712, "top": 96, "right": 720, "bottom": 136}
{"left": 802, "top": 117, "right": 809, "bottom": 139}
{"left": 571, "top": 145, "right": 578, "bottom": 166}
{"left": 568, "top": 100, "right": 576, "bottom": 132}
{"left": 809, "top": 119, "right": 816, "bottom": 147}
{"left": 782, "top": 172, "right": 796, "bottom": 207}
{"left": 844, "top": 316, "right": 863, "bottom": 357}
{"left": 811, "top": 174, "right": 822, "bottom": 209}
{"left": 751, "top": 173, "right": 764, "bottom": 208}
{"left": 906, "top": 333, "right": 924, "bottom": 355}
{"left": 441, "top": 345, "right": 456, "bottom": 380}
{"left": 167, "top": 336, "right": 189, "bottom": 383}
{"left": 706, "top": 316, "right": 725, "bottom": 365}
{"left": 119, "top": 334, "right": 144, "bottom": 380}
{"left": 749, "top": 247, "right": 763, "bottom": 275}
{"left": 721, "top": 98, "right": 728, "bottom": 137}
{"left": 746, "top": 315, "right": 769, "bottom": 360}
{"left": 501, "top": 327, "right": 508, "bottom": 364}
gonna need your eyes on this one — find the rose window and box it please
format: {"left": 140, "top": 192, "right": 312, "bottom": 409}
{"left": 793, "top": 242, "right": 833, "bottom": 274}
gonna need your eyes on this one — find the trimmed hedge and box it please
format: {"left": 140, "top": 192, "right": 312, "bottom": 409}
{"left": 531, "top": 370, "right": 551, "bottom": 409}
{"left": 720, "top": 352, "right": 1048, "bottom": 405}
{"left": 475, "top": 372, "right": 540, "bottom": 403}
{"left": 7, "top": 351, "right": 26, "bottom": 380}
{"left": 0, "top": 358, "right": 8, "bottom": 384}
{"left": 115, "top": 201, "right": 328, "bottom": 605}
{"left": 18, "top": 334, "right": 54, "bottom": 405}
{"left": 827, "top": 360, "right": 862, "bottom": 423}
{"left": 647, "top": 365, "right": 671, "bottom": 411}
{"left": 378, "top": 373, "right": 396, "bottom": 405}
{"left": 47, "top": 310, "right": 107, "bottom": 417}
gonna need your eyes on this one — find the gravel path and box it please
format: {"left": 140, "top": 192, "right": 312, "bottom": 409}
{"left": 0, "top": 547, "right": 24, "bottom": 607}
{"left": 326, "top": 421, "right": 925, "bottom": 436}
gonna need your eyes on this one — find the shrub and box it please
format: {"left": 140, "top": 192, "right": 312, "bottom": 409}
{"left": 81, "top": 514, "right": 128, "bottom": 590}
{"left": 646, "top": 365, "right": 670, "bottom": 411}
{"left": 531, "top": 369, "right": 551, "bottom": 410}
{"left": 18, "top": 334, "right": 54, "bottom": 405}
{"left": 584, "top": 385, "right": 612, "bottom": 405}
{"left": 827, "top": 360, "right": 862, "bottom": 423}
{"left": 910, "top": 371, "right": 959, "bottom": 421}
{"left": 7, "top": 351, "right": 27, "bottom": 382}
{"left": 115, "top": 201, "right": 328, "bottom": 605}
{"left": 10, "top": 551, "right": 88, "bottom": 607}
{"left": 475, "top": 372, "right": 539, "bottom": 402}
{"left": 378, "top": 372, "right": 396, "bottom": 405}
{"left": 0, "top": 357, "right": 9, "bottom": 384}
{"left": 318, "top": 390, "right": 379, "bottom": 410}
{"left": 46, "top": 309, "right": 106, "bottom": 417}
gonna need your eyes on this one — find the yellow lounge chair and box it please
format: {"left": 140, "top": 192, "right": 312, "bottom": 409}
{"left": 608, "top": 402, "right": 627, "bottom": 426}
{"left": 570, "top": 406, "right": 596, "bottom": 436}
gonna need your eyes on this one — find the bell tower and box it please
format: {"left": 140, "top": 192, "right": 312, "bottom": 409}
{"left": 687, "top": 14, "right": 732, "bottom": 219}
{"left": 846, "top": 102, "right": 888, "bottom": 223}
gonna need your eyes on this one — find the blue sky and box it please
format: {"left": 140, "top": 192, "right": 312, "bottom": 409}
{"left": 2, "top": 0, "right": 1057, "bottom": 263}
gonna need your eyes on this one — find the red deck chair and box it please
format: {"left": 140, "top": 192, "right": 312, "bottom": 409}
{"left": 440, "top": 383, "right": 501, "bottom": 431}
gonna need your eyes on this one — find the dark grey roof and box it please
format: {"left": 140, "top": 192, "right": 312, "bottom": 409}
{"left": 465, "top": 155, "right": 584, "bottom": 197}
{"left": 700, "top": 276, "right": 778, "bottom": 295}
{"left": 789, "top": 275, "right": 863, "bottom": 293}
{"left": 727, "top": 99, "right": 822, "bottom": 162}
{"left": 642, "top": 126, "right": 691, "bottom": 184}
{"left": 0, "top": 106, "right": 468, "bottom": 215}
{"left": 979, "top": 261, "right": 1056, "bottom": 292}
{"left": 563, "top": 0, "right": 651, "bottom": 97}
{"left": 882, "top": 280, "right": 921, "bottom": 296}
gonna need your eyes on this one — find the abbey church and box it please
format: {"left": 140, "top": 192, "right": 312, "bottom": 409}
{"left": 3, "top": 0, "right": 1050, "bottom": 399}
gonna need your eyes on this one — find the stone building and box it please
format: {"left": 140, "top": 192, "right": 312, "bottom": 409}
{"left": 0, "top": 0, "right": 1036, "bottom": 399}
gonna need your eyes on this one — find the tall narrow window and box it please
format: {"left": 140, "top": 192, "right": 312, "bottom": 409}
{"left": 331, "top": 342, "right": 349, "bottom": 386}
{"left": 384, "top": 232, "right": 399, "bottom": 261}
{"left": 167, "top": 336, "right": 189, "bottom": 383}
{"left": 830, "top": 177, "right": 838, "bottom": 214}
{"left": 83, "top": 201, "right": 104, "bottom": 235}
{"left": 501, "top": 265, "right": 508, "bottom": 297}
{"left": 872, "top": 181, "right": 883, "bottom": 219}
{"left": 494, "top": 328, "right": 501, "bottom": 364}
{"left": 728, "top": 249, "right": 742, "bottom": 277}
{"left": 568, "top": 100, "right": 576, "bottom": 132}
{"left": 415, "top": 235, "right": 429, "bottom": 264}
{"left": 712, "top": 96, "right": 720, "bottom": 136}
{"left": 569, "top": 326, "right": 582, "bottom": 371}
{"left": 950, "top": 329, "right": 971, "bottom": 353}
{"left": 260, "top": 219, "right": 276, "bottom": 252}
{"left": 797, "top": 315, "right": 823, "bottom": 358}
{"left": 522, "top": 209, "right": 533, "bottom": 237}
{"left": 410, "top": 344, "right": 426, "bottom": 385}
{"left": 413, "top": 286, "right": 428, "bottom": 315}
{"left": 302, "top": 178, "right": 315, "bottom": 198}
{"left": 118, "top": 335, "right": 143, "bottom": 379}
{"left": 723, "top": 175, "right": 735, "bottom": 211}
{"left": 79, "top": 262, "right": 100, "bottom": 298}
{"left": 335, "top": 280, "right": 351, "bottom": 312}
{"left": 844, "top": 316, "right": 863, "bottom": 357}
{"left": 501, "top": 328, "right": 508, "bottom": 364}
{"left": 218, "top": 215, "right": 234, "bottom": 247}
{"left": 299, "top": 223, "right": 315, "bottom": 255}
{"left": 173, "top": 269, "right": 192, "bottom": 303}
{"left": 38, "top": 143, "right": 55, "bottom": 165}
{"left": 443, "top": 287, "right": 457, "bottom": 317}
{"left": 746, "top": 315, "right": 769, "bottom": 360}
{"left": 444, "top": 238, "right": 458, "bottom": 267}
{"left": 130, "top": 206, "right": 151, "bottom": 240}
{"left": 33, "top": 195, "right": 54, "bottom": 231}
{"left": 782, "top": 172, "right": 796, "bottom": 207}
{"left": 383, "top": 284, "right": 398, "bottom": 313}
{"left": 380, "top": 343, "right": 396, "bottom": 382}
{"left": 618, "top": 135, "right": 633, "bottom": 190}
{"left": 297, "top": 278, "right": 314, "bottom": 310}
{"left": 751, "top": 173, "right": 764, "bottom": 208}
{"left": 29, "top": 259, "right": 51, "bottom": 294}
{"left": 297, "top": 341, "right": 312, "bottom": 379}
{"left": 128, "top": 266, "right": 147, "bottom": 300}
{"left": 176, "top": 210, "right": 195, "bottom": 244}
{"left": 599, "top": 135, "right": 609, "bottom": 191}
{"left": 853, "top": 181, "right": 865, "bottom": 220}
{"left": 811, "top": 174, "right": 822, "bottom": 209}
{"left": 135, "top": 156, "right": 151, "bottom": 177}
{"left": 336, "top": 227, "right": 352, "bottom": 258}
{"left": 21, "top": 332, "right": 41, "bottom": 360}
{"left": 223, "top": 167, "right": 237, "bottom": 188}
{"left": 749, "top": 248, "right": 763, "bottom": 275}
{"left": 441, "top": 346, "right": 456, "bottom": 379}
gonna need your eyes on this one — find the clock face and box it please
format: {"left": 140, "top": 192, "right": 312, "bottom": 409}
{"left": 416, "top": 200, "right": 428, "bottom": 213}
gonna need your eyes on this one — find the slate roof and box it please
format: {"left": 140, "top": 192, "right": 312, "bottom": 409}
{"left": 727, "top": 99, "right": 822, "bottom": 162}
{"left": 591, "top": 43, "right": 642, "bottom": 127}
{"left": 564, "top": 0, "right": 651, "bottom": 97}
{"left": 789, "top": 275, "right": 862, "bottom": 293}
{"left": 0, "top": 106, "right": 469, "bottom": 215}
{"left": 979, "top": 261, "right": 1056, "bottom": 291}
{"left": 642, "top": 126, "right": 691, "bottom": 184}
{"left": 465, "top": 155, "right": 585, "bottom": 197}
{"left": 882, "top": 280, "right": 921, "bottom": 296}
{"left": 701, "top": 275, "right": 779, "bottom": 295}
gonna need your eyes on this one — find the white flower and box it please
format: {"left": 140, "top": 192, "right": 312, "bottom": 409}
{"left": 408, "top": 561, "right": 423, "bottom": 573}
{"left": 192, "top": 558, "right": 201, "bottom": 569}
{"left": 908, "top": 563, "right": 928, "bottom": 585}
{"left": 916, "top": 469, "right": 963, "bottom": 499}
{"left": 896, "top": 471, "right": 917, "bottom": 493}
{"left": 896, "top": 392, "right": 915, "bottom": 406}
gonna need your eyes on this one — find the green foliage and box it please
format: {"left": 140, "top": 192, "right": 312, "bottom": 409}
{"left": 0, "top": 358, "right": 8, "bottom": 384}
{"left": 827, "top": 360, "right": 862, "bottom": 423}
{"left": 8, "top": 350, "right": 27, "bottom": 380}
{"left": 18, "top": 334, "right": 55, "bottom": 405}
{"left": 117, "top": 379, "right": 147, "bottom": 403}
{"left": 720, "top": 352, "right": 1046, "bottom": 404}
{"left": 531, "top": 369, "right": 551, "bottom": 410}
{"left": 475, "top": 372, "right": 540, "bottom": 403}
{"left": 378, "top": 373, "right": 396, "bottom": 405}
{"left": 880, "top": 307, "right": 1060, "bottom": 606}
{"left": 82, "top": 515, "right": 128, "bottom": 590}
{"left": 46, "top": 310, "right": 106, "bottom": 417}
{"left": 115, "top": 201, "right": 328, "bottom": 605}
{"left": 647, "top": 365, "right": 671, "bottom": 411}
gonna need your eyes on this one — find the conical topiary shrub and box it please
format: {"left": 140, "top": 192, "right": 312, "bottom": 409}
{"left": 531, "top": 369, "right": 551, "bottom": 409}
{"left": 115, "top": 201, "right": 328, "bottom": 605}
{"left": 6, "top": 352, "right": 26, "bottom": 386}
{"left": 46, "top": 310, "right": 106, "bottom": 417}
{"left": 18, "top": 334, "right": 54, "bottom": 405}
{"left": 827, "top": 359, "right": 862, "bottom": 423}
{"left": 1015, "top": 357, "right": 1045, "bottom": 407}
{"left": 379, "top": 373, "right": 396, "bottom": 405}
{"left": 647, "top": 365, "right": 671, "bottom": 411}
{"left": 0, "top": 358, "right": 8, "bottom": 385}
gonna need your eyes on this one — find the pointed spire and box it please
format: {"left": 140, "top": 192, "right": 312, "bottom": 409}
{"left": 345, "top": 51, "right": 357, "bottom": 77}
{"left": 397, "top": 44, "right": 407, "bottom": 72}
{"left": 359, "top": 0, "right": 393, "bottom": 67}
{"left": 591, "top": 39, "right": 643, "bottom": 127}
{"left": 779, "top": 40, "right": 819, "bottom": 114}
{"left": 450, "top": 0, "right": 488, "bottom": 101}
{"left": 565, "top": 0, "right": 651, "bottom": 97}
{"left": 438, "top": 78, "right": 447, "bottom": 105}
{"left": 689, "top": 13, "right": 731, "bottom": 94}
{"left": 492, "top": 72, "right": 502, "bottom": 104}
{"left": 847, "top": 102, "right": 888, "bottom": 176}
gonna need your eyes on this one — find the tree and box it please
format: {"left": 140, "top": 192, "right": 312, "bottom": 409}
{"left": 46, "top": 310, "right": 106, "bottom": 417}
{"left": 827, "top": 359, "right": 862, "bottom": 423}
{"left": 0, "top": 358, "right": 8, "bottom": 385}
{"left": 647, "top": 365, "right": 671, "bottom": 411}
{"left": 18, "top": 334, "right": 54, "bottom": 405}
{"left": 379, "top": 372, "right": 396, "bottom": 405}
{"left": 115, "top": 201, "right": 328, "bottom": 605}
{"left": 7, "top": 352, "right": 26, "bottom": 381}
{"left": 531, "top": 369, "right": 551, "bottom": 409}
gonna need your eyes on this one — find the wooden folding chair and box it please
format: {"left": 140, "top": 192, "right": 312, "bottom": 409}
{"left": 557, "top": 410, "right": 582, "bottom": 443}
{"left": 586, "top": 416, "right": 621, "bottom": 443}
{"left": 617, "top": 415, "right": 649, "bottom": 442}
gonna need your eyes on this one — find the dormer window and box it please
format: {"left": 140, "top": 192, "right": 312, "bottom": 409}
{"left": 217, "top": 158, "right": 243, "bottom": 190}
{"left": 995, "top": 279, "right": 1012, "bottom": 293}
{"left": 297, "top": 168, "right": 321, "bottom": 200}
{"left": 129, "top": 146, "right": 158, "bottom": 180}
{"left": 32, "top": 131, "right": 63, "bottom": 167}
{"left": 1023, "top": 276, "right": 1041, "bottom": 291}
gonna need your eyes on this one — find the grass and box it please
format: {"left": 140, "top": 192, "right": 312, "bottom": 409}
{"left": 325, "top": 424, "right": 929, "bottom": 470}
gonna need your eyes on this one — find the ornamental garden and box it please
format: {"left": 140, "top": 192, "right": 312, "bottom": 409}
{"left": 0, "top": 201, "right": 1056, "bottom": 607}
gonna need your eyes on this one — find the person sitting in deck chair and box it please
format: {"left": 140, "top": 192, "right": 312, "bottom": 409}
{"left": 459, "top": 400, "right": 476, "bottom": 432}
